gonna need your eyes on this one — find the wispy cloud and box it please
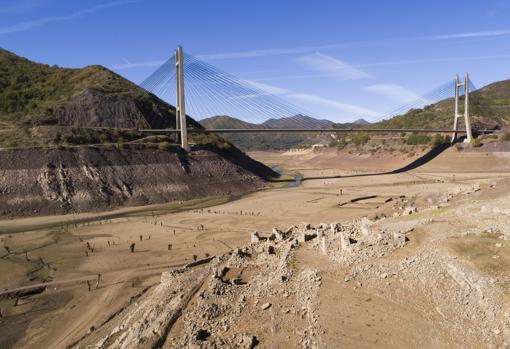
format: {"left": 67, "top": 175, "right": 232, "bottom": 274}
{"left": 230, "top": 79, "right": 380, "bottom": 119}
{"left": 0, "top": 0, "right": 138, "bottom": 35}
{"left": 288, "top": 93, "right": 380, "bottom": 118}
{"left": 363, "top": 84, "right": 426, "bottom": 104}
{"left": 196, "top": 28, "right": 510, "bottom": 62}
{"left": 295, "top": 52, "right": 370, "bottom": 81}
{"left": 233, "top": 54, "right": 510, "bottom": 82}
{"left": 196, "top": 44, "right": 349, "bottom": 61}
{"left": 431, "top": 29, "right": 510, "bottom": 40}
{"left": 229, "top": 80, "right": 290, "bottom": 100}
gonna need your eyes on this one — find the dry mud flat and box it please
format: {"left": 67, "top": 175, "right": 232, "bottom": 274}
{"left": 2, "top": 146, "right": 510, "bottom": 348}
{"left": 77, "top": 179, "right": 510, "bottom": 349}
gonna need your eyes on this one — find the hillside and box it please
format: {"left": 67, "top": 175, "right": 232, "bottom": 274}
{"left": 353, "top": 118, "right": 370, "bottom": 125}
{"left": 200, "top": 114, "right": 336, "bottom": 150}
{"left": 0, "top": 48, "right": 277, "bottom": 216}
{"left": 373, "top": 79, "right": 510, "bottom": 130}
{"left": 262, "top": 114, "right": 334, "bottom": 128}
{"left": 0, "top": 48, "right": 207, "bottom": 131}
{"left": 0, "top": 47, "right": 209, "bottom": 149}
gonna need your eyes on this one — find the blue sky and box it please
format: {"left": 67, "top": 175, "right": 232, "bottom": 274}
{"left": 1, "top": 0, "right": 510, "bottom": 122}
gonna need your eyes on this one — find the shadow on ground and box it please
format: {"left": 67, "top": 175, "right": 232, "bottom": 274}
{"left": 270, "top": 143, "right": 451, "bottom": 183}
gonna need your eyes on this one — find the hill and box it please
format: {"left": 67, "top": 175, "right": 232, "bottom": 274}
{"left": 353, "top": 118, "right": 370, "bottom": 125}
{"left": 0, "top": 48, "right": 201, "bottom": 129}
{"left": 200, "top": 114, "right": 336, "bottom": 150}
{"left": 0, "top": 48, "right": 276, "bottom": 216}
{"left": 262, "top": 114, "right": 334, "bottom": 128}
{"left": 373, "top": 79, "right": 510, "bottom": 131}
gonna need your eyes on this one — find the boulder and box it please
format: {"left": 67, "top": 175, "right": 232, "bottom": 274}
{"left": 251, "top": 231, "right": 262, "bottom": 243}
{"left": 340, "top": 232, "right": 352, "bottom": 251}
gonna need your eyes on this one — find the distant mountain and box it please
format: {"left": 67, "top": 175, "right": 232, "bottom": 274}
{"left": 200, "top": 114, "right": 334, "bottom": 130}
{"left": 353, "top": 118, "right": 370, "bottom": 125}
{"left": 199, "top": 115, "right": 259, "bottom": 129}
{"left": 262, "top": 114, "right": 334, "bottom": 129}
{"left": 199, "top": 114, "right": 336, "bottom": 150}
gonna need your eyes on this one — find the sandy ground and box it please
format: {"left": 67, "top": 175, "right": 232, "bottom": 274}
{"left": 1, "top": 146, "right": 510, "bottom": 348}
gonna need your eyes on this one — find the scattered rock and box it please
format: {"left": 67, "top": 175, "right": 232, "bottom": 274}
{"left": 195, "top": 329, "right": 211, "bottom": 341}
{"left": 251, "top": 231, "right": 261, "bottom": 243}
{"left": 340, "top": 232, "right": 352, "bottom": 251}
{"left": 298, "top": 232, "right": 317, "bottom": 243}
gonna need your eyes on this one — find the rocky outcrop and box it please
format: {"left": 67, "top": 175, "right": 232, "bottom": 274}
{"left": 0, "top": 145, "right": 275, "bottom": 217}
{"left": 55, "top": 88, "right": 188, "bottom": 129}
{"left": 78, "top": 210, "right": 510, "bottom": 349}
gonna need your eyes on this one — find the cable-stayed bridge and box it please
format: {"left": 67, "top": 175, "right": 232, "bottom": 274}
{"left": 139, "top": 46, "right": 477, "bottom": 150}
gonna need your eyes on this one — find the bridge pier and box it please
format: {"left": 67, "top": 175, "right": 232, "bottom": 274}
{"left": 451, "top": 73, "right": 473, "bottom": 143}
{"left": 175, "top": 46, "right": 189, "bottom": 151}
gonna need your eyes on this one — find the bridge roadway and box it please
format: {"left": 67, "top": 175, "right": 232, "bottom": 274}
{"left": 138, "top": 128, "right": 469, "bottom": 134}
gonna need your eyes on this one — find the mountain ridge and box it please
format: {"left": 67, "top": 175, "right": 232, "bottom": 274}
{"left": 0, "top": 47, "right": 203, "bottom": 130}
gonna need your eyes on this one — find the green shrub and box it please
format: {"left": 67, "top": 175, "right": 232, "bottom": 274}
{"left": 406, "top": 134, "right": 430, "bottom": 145}
{"left": 471, "top": 138, "right": 482, "bottom": 147}
{"left": 351, "top": 133, "right": 370, "bottom": 146}
{"left": 500, "top": 132, "right": 510, "bottom": 141}
{"left": 158, "top": 141, "right": 172, "bottom": 150}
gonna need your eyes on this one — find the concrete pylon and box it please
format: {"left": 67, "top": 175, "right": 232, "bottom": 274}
{"left": 463, "top": 73, "right": 473, "bottom": 142}
{"left": 175, "top": 46, "right": 189, "bottom": 151}
{"left": 451, "top": 73, "right": 473, "bottom": 143}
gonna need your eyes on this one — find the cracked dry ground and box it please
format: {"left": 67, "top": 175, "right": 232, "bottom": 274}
{"left": 77, "top": 179, "right": 510, "bottom": 349}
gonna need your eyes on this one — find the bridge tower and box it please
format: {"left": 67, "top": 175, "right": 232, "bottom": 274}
{"left": 175, "top": 46, "right": 189, "bottom": 151}
{"left": 451, "top": 73, "right": 473, "bottom": 143}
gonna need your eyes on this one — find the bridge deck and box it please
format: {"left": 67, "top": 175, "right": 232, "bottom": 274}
{"left": 138, "top": 128, "right": 468, "bottom": 133}
{"left": 138, "top": 128, "right": 468, "bottom": 134}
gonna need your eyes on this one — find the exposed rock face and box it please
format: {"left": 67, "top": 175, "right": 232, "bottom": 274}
{"left": 55, "top": 88, "right": 182, "bottom": 129}
{"left": 0, "top": 146, "right": 274, "bottom": 217}
{"left": 0, "top": 49, "right": 279, "bottom": 218}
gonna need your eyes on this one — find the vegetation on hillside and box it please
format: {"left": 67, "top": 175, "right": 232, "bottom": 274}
{"left": 199, "top": 115, "right": 335, "bottom": 151}
{"left": 0, "top": 48, "right": 236, "bottom": 151}
{"left": 0, "top": 48, "right": 148, "bottom": 126}
{"left": 373, "top": 80, "right": 510, "bottom": 131}
{"left": 3, "top": 47, "right": 510, "bottom": 151}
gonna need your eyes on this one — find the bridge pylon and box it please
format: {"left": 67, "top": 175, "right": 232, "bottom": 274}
{"left": 451, "top": 73, "right": 473, "bottom": 143}
{"left": 175, "top": 46, "right": 189, "bottom": 151}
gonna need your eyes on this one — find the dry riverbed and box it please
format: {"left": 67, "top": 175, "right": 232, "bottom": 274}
{"left": 1, "top": 147, "right": 510, "bottom": 348}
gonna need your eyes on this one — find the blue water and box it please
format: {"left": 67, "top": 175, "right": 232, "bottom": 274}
{"left": 271, "top": 166, "right": 302, "bottom": 188}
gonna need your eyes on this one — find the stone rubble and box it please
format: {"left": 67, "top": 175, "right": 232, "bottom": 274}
{"left": 81, "top": 181, "right": 510, "bottom": 349}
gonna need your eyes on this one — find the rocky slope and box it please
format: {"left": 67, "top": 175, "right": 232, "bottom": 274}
{"left": 0, "top": 48, "right": 203, "bottom": 130}
{"left": 0, "top": 145, "right": 274, "bottom": 217}
{"left": 0, "top": 48, "right": 277, "bottom": 216}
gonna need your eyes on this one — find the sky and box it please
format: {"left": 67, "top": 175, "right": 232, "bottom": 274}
{"left": 1, "top": 0, "right": 510, "bottom": 122}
